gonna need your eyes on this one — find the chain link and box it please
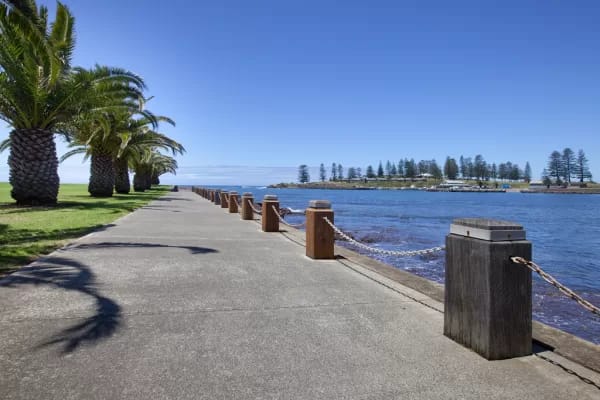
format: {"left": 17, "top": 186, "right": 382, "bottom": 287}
{"left": 271, "top": 205, "right": 306, "bottom": 229}
{"left": 511, "top": 257, "right": 600, "bottom": 316}
{"left": 322, "top": 217, "right": 444, "bottom": 257}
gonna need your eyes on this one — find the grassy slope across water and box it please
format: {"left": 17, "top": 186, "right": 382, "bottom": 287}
{"left": 0, "top": 182, "right": 170, "bottom": 276}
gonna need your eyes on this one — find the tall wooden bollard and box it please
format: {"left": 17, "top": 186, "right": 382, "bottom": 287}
{"left": 241, "top": 193, "right": 254, "bottom": 220}
{"left": 220, "top": 191, "right": 229, "bottom": 209}
{"left": 213, "top": 190, "right": 221, "bottom": 205}
{"left": 444, "top": 218, "right": 532, "bottom": 360}
{"left": 305, "top": 200, "right": 335, "bottom": 259}
{"left": 209, "top": 190, "right": 214, "bottom": 202}
{"left": 228, "top": 191, "right": 239, "bottom": 213}
{"left": 262, "top": 195, "right": 279, "bottom": 232}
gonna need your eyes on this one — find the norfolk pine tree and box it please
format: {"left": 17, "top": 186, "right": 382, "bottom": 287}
{"left": 298, "top": 164, "right": 310, "bottom": 183}
{"left": 562, "top": 148, "right": 575, "bottom": 183}
{"left": 319, "top": 163, "right": 326, "bottom": 181}
{"left": 524, "top": 162, "right": 532, "bottom": 183}
{"left": 574, "top": 149, "right": 592, "bottom": 183}
{"left": 377, "top": 161, "right": 384, "bottom": 178}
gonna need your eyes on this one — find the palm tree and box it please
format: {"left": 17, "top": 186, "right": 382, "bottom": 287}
{"left": 0, "top": 1, "right": 74, "bottom": 204}
{"left": 113, "top": 117, "right": 183, "bottom": 193}
{"left": 62, "top": 109, "right": 183, "bottom": 195}
{"left": 131, "top": 151, "right": 178, "bottom": 192}
{"left": 62, "top": 105, "right": 153, "bottom": 197}
{"left": 0, "top": 1, "right": 146, "bottom": 204}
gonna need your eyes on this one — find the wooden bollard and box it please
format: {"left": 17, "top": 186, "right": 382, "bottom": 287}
{"left": 209, "top": 190, "right": 214, "bottom": 202}
{"left": 241, "top": 193, "right": 254, "bottom": 220}
{"left": 220, "top": 191, "right": 229, "bottom": 209}
{"left": 228, "top": 191, "right": 239, "bottom": 213}
{"left": 444, "top": 218, "right": 532, "bottom": 360}
{"left": 305, "top": 200, "right": 335, "bottom": 259}
{"left": 213, "top": 190, "right": 221, "bottom": 205}
{"left": 262, "top": 195, "right": 279, "bottom": 232}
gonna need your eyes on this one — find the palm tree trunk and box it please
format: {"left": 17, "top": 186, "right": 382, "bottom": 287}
{"left": 144, "top": 172, "right": 152, "bottom": 190}
{"left": 133, "top": 169, "right": 146, "bottom": 192}
{"left": 8, "top": 129, "right": 59, "bottom": 205}
{"left": 114, "top": 158, "right": 130, "bottom": 194}
{"left": 88, "top": 147, "right": 115, "bottom": 197}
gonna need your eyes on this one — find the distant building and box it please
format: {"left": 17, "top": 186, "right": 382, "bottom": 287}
{"left": 438, "top": 180, "right": 471, "bottom": 189}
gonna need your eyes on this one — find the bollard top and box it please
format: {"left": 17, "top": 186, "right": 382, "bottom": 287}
{"left": 263, "top": 194, "right": 278, "bottom": 201}
{"left": 242, "top": 192, "right": 253, "bottom": 197}
{"left": 308, "top": 200, "right": 332, "bottom": 209}
{"left": 450, "top": 218, "right": 525, "bottom": 241}
{"left": 228, "top": 191, "right": 238, "bottom": 195}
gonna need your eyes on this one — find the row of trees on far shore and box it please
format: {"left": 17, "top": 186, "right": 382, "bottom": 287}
{"left": 299, "top": 151, "right": 593, "bottom": 184}
{"left": 0, "top": 1, "right": 184, "bottom": 205}
{"left": 544, "top": 148, "right": 592, "bottom": 185}
{"left": 302, "top": 155, "right": 533, "bottom": 183}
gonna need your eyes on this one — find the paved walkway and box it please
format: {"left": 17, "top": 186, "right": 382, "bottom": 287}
{"left": 1, "top": 190, "right": 598, "bottom": 399}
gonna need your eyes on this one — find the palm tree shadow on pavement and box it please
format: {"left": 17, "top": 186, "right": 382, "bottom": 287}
{"left": 70, "top": 242, "right": 219, "bottom": 254}
{"left": 0, "top": 257, "right": 121, "bottom": 354}
{"left": 1, "top": 245, "right": 218, "bottom": 353}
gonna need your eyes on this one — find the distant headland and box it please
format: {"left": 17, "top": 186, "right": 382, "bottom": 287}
{"left": 269, "top": 179, "right": 600, "bottom": 194}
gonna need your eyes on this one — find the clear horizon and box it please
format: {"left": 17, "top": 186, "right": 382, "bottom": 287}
{"left": 1, "top": 0, "right": 599, "bottom": 185}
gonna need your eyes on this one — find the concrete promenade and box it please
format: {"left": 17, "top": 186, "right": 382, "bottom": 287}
{"left": 1, "top": 190, "right": 598, "bottom": 399}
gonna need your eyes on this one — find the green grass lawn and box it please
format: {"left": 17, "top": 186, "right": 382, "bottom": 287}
{"left": 0, "top": 182, "right": 170, "bottom": 276}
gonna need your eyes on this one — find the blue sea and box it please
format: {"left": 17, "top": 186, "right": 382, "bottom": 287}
{"left": 201, "top": 186, "right": 600, "bottom": 344}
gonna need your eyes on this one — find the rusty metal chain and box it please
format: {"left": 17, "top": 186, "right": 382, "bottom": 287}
{"left": 322, "top": 217, "right": 444, "bottom": 257}
{"left": 511, "top": 257, "right": 600, "bottom": 316}
{"left": 271, "top": 205, "right": 306, "bottom": 229}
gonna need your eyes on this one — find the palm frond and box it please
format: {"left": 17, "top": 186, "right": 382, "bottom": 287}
{"left": 0, "top": 136, "right": 10, "bottom": 153}
{"left": 59, "top": 145, "right": 86, "bottom": 162}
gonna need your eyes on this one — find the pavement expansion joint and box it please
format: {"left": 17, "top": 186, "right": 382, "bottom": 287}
{"left": 1, "top": 300, "right": 411, "bottom": 323}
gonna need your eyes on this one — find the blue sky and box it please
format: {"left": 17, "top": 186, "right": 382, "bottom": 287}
{"left": 1, "top": 0, "right": 599, "bottom": 185}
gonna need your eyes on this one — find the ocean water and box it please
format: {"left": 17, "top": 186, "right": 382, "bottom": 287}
{"left": 204, "top": 186, "right": 600, "bottom": 344}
